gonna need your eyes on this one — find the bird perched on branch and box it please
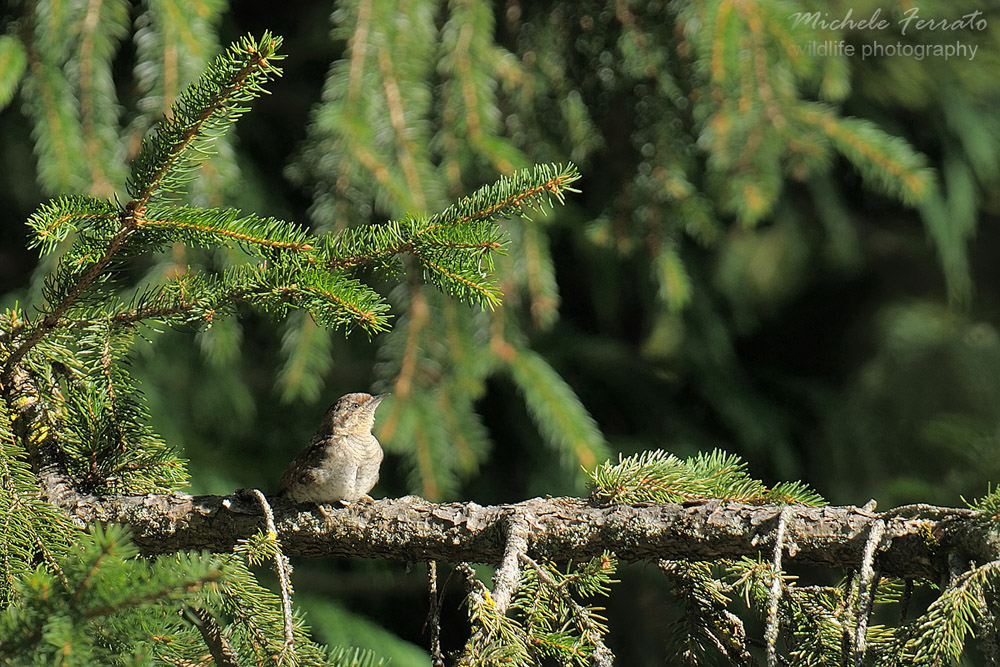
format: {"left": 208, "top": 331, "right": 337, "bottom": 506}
{"left": 277, "top": 392, "right": 388, "bottom": 504}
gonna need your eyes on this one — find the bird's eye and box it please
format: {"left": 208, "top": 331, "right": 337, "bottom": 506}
{"left": 353, "top": 403, "right": 361, "bottom": 409}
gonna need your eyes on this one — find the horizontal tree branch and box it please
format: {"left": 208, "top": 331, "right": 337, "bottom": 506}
{"left": 67, "top": 491, "right": 999, "bottom": 582}
{"left": 4, "top": 362, "right": 997, "bottom": 584}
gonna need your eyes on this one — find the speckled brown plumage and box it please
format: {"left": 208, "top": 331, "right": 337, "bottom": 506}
{"left": 277, "top": 392, "right": 388, "bottom": 504}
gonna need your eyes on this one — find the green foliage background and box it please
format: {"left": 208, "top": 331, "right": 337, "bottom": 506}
{"left": 2, "top": 0, "right": 1000, "bottom": 663}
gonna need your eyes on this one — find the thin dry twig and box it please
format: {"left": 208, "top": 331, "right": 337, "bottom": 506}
{"left": 853, "top": 519, "right": 885, "bottom": 666}
{"left": 491, "top": 513, "right": 531, "bottom": 615}
{"left": 765, "top": 507, "right": 791, "bottom": 667}
{"left": 425, "top": 561, "right": 446, "bottom": 667}
{"left": 250, "top": 488, "right": 296, "bottom": 663}
{"left": 184, "top": 606, "right": 240, "bottom": 667}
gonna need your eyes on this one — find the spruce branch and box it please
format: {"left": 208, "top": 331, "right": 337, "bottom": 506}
{"left": 899, "top": 558, "right": 1000, "bottom": 665}
{"left": 427, "top": 162, "right": 580, "bottom": 229}
{"left": 0, "top": 35, "right": 27, "bottom": 110}
{"left": 505, "top": 344, "right": 609, "bottom": 472}
{"left": 325, "top": 646, "right": 391, "bottom": 667}
{"left": 135, "top": 204, "right": 315, "bottom": 255}
{"left": 127, "top": 32, "right": 284, "bottom": 207}
{"left": 965, "top": 485, "right": 1000, "bottom": 525}
{"left": 288, "top": 267, "right": 392, "bottom": 333}
{"left": 374, "top": 42, "right": 428, "bottom": 211}
{"left": 21, "top": 23, "right": 90, "bottom": 194}
{"left": 0, "top": 524, "right": 225, "bottom": 662}
{"left": 4, "top": 160, "right": 564, "bottom": 370}
{"left": 458, "top": 561, "right": 532, "bottom": 667}
{"left": 1, "top": 362, "right": 80, "bottom": 505}
{"left": 418, "top": 253, "right": 502, "bottom": 309}
{"left": 322, "top": 216, "right": 502, "bottom": 273}
{"left": 590, "top": 449, "right": 825, "bottom": 506}
{"left": 24, "top": 196, "right": 119, "bottom": 255}
{"left": 210, "top": 552, "right": 334, "bottom": 665}
{"left": 184, "top": 606, "right": 241, "bottom": 667}
{"left": 0, "top": 392, "right": 75, "bottom": 605}
{"left": 518, "top": 554, "right": 615, "bottom": 667}
{"left": 39, "top": 493, "right": 993, "bottom": 582}
{"left": 660, "top": 560, "right": 756, "bottom": 666}
{"left": 794, "top": 105, "right": 935, "bottom": 206}
{"left": 2, "top": 203, "right": 136, "bottom": 379}
{"left": 320, "top": 163, "right": 577, "bottom": 308}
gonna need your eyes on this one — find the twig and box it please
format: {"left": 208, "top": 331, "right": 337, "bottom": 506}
{"left": 975, "top": 587, "right": 1000, "bottom": 666}
{"left": 840, "top": 572, "right": 857, "bottom": 661}
{"left": 455, "top": 562, "right": 490, "bottom": 665}
{"left": 491, "top": 513, "right": 530, "bottom": 615}
{"left": 881, "top": 503, "right": 976, "bottom": 520}
{"left": 765, "top": 507, "right": 790, "bottom": 667}
{"left": 853, "top": 519, "right": 884, "bottom": 666}
{"left": 426, "top": 561, "right": 446, "bottom": 667}
{"left": 250, "top": 489, "right": 296, "bottom": 664}
{"left": 696, "top": 601, "right": 757, "bottom": 666}
{"left": 184, "top": 606, "right": 240, "bottom": 667}
{"left": 715, "top": 608, "right": 758, "bottom": 667}
{"left": 900, "top": 579, "right": 913, "bottom": 621}
{"left": 455, "top": 561, "right": 483, "bottom": 597}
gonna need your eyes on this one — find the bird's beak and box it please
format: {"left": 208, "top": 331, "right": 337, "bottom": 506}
{"left": 370, "top": 393, "right": 390, "bottom": 408}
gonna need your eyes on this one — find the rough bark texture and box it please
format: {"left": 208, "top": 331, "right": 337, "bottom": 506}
{"left": 65, "top": 491, "right": 998, "bottom": 581}
{"left": 5, "top": 360, "right": 1000, "bottom": 584}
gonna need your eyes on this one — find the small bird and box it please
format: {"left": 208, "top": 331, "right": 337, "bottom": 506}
{"left": 277, "top": 392, "right": 388, "bottom": 505}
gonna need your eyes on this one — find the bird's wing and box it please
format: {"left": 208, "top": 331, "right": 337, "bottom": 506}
{"left": 276, "top": 438, "right": 342, "bottom": 492}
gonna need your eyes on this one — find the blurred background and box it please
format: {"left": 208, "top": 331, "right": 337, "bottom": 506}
{"left": 2, "top": 0, "right": 1000, "bottom": 662}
